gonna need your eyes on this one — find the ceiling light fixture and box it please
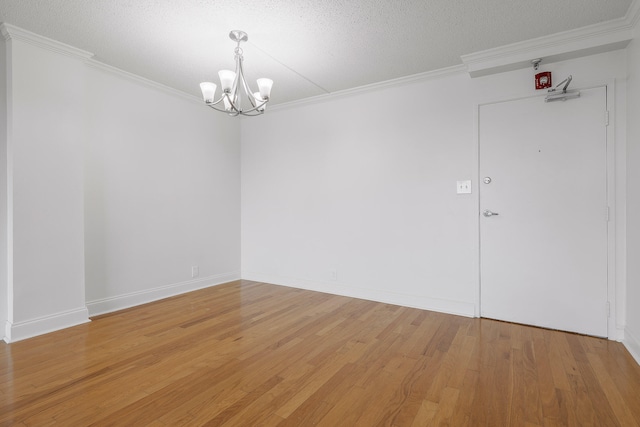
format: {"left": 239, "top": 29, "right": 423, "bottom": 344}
{"left": 199, "top": 30, "right": 273, "bottom": 116}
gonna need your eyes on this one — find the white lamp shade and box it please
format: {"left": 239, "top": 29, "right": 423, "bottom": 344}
{"left": 199, "top": 82, "right": 217, "bottom": 103}
{"left": 257, "top": 78, "right": 273, "bottom": 99}
{"left": 218, "top": 70, "right": 236, "bottom": 92}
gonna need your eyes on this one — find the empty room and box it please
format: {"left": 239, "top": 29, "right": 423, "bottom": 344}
{"left": 1, "top": 0, "right": 640, "bottom": 425}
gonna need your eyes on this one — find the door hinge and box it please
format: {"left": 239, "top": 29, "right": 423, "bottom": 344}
{"left": 605, "top": 111, "right": 610, "bottom": 126}
{"left": 607, "top": 301, "right": 611, "bottom": 318}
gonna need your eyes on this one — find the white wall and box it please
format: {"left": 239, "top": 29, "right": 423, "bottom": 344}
{"left": 0, "top": 37, "right": 7, "bottom": 331}
{"left": 0, "top": 25, "right": 241, "bottom": 341}
{"left": 241, "top": 50, "right": 628, "bottom": 322}
{"left": 242, "top": 73, "right": 478, "bottom": 316}
{"left": 5, "top": 37, "right": 89, "bottom": 340}
{"left": 84, "top": 67, "right": 241, "bottom": 315}
{"left": 626, "top": 20, "right": 640, "bottom": 362}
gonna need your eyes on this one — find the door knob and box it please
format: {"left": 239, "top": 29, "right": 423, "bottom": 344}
{"left": 483, "top": 210, "right": 499, "bottom": 217}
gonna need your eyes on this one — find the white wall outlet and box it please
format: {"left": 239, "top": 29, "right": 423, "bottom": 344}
{"left": 330, "top": 269, "right": 337, "bottom": 281}
{"left": 191, "top": 265, "right": 199, "bottom": 278}
{"left": 456, "top": 180, "right": 472, "bottom": 194}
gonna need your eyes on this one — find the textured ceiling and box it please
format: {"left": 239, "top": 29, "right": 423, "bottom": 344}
{"left": 0, "top": 0, "right": 634, "bottom": 105}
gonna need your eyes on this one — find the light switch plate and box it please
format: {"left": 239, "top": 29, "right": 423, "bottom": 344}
{"left": 457, "top": 180, "right": 472, "bottom": 194}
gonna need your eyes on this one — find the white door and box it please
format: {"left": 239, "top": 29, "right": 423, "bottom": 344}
{"left": 479, "top": 86, "right": 608, "bottom": 337}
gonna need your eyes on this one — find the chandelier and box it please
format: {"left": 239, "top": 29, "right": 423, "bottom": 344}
{"left": 199, "top": 30, "right": 273, "bottom": 116}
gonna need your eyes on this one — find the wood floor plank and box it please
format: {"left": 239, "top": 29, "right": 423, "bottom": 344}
{"left": 410, "top": 399, "right": 439, "bottom": 426}
{"left": 587, "top": 352, "right": 640, "bottom": 427}
{"left": 429, "top": 386, "right": 461, "bottom": 426}
{"left": 355, "top": 354, "right": 425, "bottom": 426}
{"left": 0, "top": 280, "right": 639, "bottom": 426}
{"left": 449, "top": 367, "right": 479, "bottom": 426}
{"left": 277, "top": 362, "right": 359, "bottom": 426}
{"left": 533, "top": 336, "right": 563, "bottom": 422}
{"left": 508, "top": 348, "right": 527, "bottom": 426}
{"left": 378, "top": 355, "right": 439, "bottom": 425}
{"left": 567, "top": 334, "right": 622, "bottom": 426}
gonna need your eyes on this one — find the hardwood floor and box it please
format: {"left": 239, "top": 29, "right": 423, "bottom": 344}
{"left": 1, "top": 280, "right": 639, "bottom": 426}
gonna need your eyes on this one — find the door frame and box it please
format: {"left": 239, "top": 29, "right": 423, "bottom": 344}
{"left": 471, "top": 79, "right": 621, "bottom": 340}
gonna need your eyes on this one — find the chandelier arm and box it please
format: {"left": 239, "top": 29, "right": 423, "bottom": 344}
{"left": 223, "top": 91, "right": 242, "bottom": 114}
{"left": 231, "top": 70, "right": 240, "bottom": 98}
{"left": 215, "top": 98, "right": 241, "bottom": 116}
{"left": 205, "top": 90, "right": 267, "bottom": 116}
{"left": 244, "top": 93, "right": 268, "bottom": 113}
{"left": 237, "top": 104, "right": 264, "bottom": 115}
{"left": 205, "top": 97, "right": 226, "bottom": 107}
{"left": 237, "top": 58, "right": 257, "bottom": 108}
{"left": 221, "top": 52, "right": 242, "bottom": 113}
{"left": 205, "top": 102, "right": 265, "bottom": 116}
{"left": 238, "top": 109, "right": 264, "bottom": 116}
{"left": 205, "top": 91, "right": 267, "bottom": 115}
{"left": 206, "top": 104, "right": 232, "bottom": 114}
{"left": 230, "top": 32, "right": 247, "bottom": 98}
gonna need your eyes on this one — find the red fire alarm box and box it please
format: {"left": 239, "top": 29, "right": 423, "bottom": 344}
{"left": 535, "top": 71, "right": 552, "bottom": 90}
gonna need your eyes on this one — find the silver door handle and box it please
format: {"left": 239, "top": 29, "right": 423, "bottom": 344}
{"left": 483, "top": 210, "right": 499, "bottom": 217}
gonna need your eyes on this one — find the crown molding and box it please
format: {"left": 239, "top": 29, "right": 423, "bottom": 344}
{"left": 86, "top": 59, "right": 202, "bottom": 104}
{"left": 0, "top": 22, "right": 93, "bottom": 61}
{"left": 0, "top": 22, "right": 204, "bottom": 105}
{"left": 461, "top": 4, "right": 638, "bottom": 78}
{"left": 267, "top": 64, "right": 468, "bottom": 113}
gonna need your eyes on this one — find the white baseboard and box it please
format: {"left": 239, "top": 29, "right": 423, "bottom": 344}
{"left": 86, "top": 272, "right": 240, "bottom": 317}
{"left": 614, "top": 324, "right": 626, "bottom": 342}
{"left": 624, "top": 327, "right": 640, "bottom": 366}
{"left": 4, "top": 307, "right": 90, "bottom": 343}
{"left": 242, "top": 272, "right": 476, "bottom": 318}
